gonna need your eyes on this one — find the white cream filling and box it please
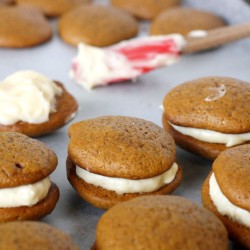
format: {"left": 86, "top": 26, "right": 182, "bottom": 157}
{"left": 170, "top": 123, "right": 250, "bottom": 147}
{"left": 209, "top": 173, "right": 250, "bottom": 228}
{"left": 76, "top": 163, "right": 178, "bottom": 194}
{"left": 0, "top": 177, "right": 51, "bottom": 208}
{"left": 0, "top": 70, "right": 62, "bottom": 125}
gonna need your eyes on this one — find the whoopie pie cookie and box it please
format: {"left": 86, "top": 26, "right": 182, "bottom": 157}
{"left": 162, "top": 76, "right": 250, "bottom": 160}
{"left": 67, "top": 116, "right": 182, "bottom": 209}
{"left": 0, "top": 70, "right": 78, "bottom": 137}
{"left": 202, "top": 144, "right": 250, "bottom": 248}
{"left": 150, "top": 7, "right": 226, "bottom": 36}
{"left": 0, "top": 221, "right": 79, "bottom": 250}
{"left": 93, "top": 195, "right": 228, "bottom": 250}
{"left": 0, "top": 132, "right": 59, "bottom": 222}
{"left": 16, "top": 0, "right": 91, "bottom": 17}
{"left": 0, "top": 5, "right": 52, "bottom": 48}
{"left": 111, "top": 0, "right": 181, "bottom": 20}
{"left": 58, "top": 5, "right": 138, "bottom": 47}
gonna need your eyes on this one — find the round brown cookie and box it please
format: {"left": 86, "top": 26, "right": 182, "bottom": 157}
{"left": 0, "top": 0, "right": 15, "bottom": 5}
{"left": 111, "top": 0, "right": 180, "bottom": 20}
{"left": 0, "top": 221, "right": 79, "bottom": 250}
{"left": 0, "top": 6, "right": 52, "bottom": 48}
{"left": 58, "top": 5, "right": 138, "bottom": 47}
{"left": 0, "top": 132, "right": 59, "bottom": 222}
{"left": 16, "top": 0, "right": 91, "bottom": 17}
{"left": 0, "top": 81, "right": 78, "bottom": 137}
{"left": 93, "top": 195, "right": 228, "bottom": 250}
{"left": 150, "top": 7, "right": 226, "bottom": 36}
{"left": 201, "top": 153, "right": 250, "bottom": 249}
{"left": 162, "top": 76, "right": 250, "bottom": 159}
{"left": 67, "top": 116, "right": 182, "bottom": 209}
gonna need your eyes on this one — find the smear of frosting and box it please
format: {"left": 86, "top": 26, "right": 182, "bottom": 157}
{"left": 205, "top": 84, "right": 226, "bottom": 102}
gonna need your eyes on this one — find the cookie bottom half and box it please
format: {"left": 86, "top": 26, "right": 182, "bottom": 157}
{"left": 0, "top": 182, "right": 59, "bottom": 222}
{"left": 202, "top": 172, "right": 250, "bottom": 248}
{"left": 0, "top": 82, "right": 78, "bottom": 137}
{"left": 67, "top": 157, "right": 183, "bottom": 209}
{"left": 162, "top": 115, "right": 230, "bottom": 160}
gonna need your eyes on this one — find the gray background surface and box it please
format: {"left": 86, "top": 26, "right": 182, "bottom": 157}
{"left": 0, "top": 0, "right": 250, "bottom": 249}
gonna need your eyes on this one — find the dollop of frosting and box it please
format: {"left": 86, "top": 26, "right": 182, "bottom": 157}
{"left": 0, "top": 70, "right": 62, "bottom": 125}
{"left": 205, "top": 84, "right": 226, "bottom": 102}
{"left": 0, "top": 177, "right": 51, "bottom": 208}
{"left": 187, "top": 30, "right": 208, "bottom": 38}
{"left": 209, "top": 173, "right": 250, "bottom": 228}
{"left": 76, "top": 163, "right": 178, "bottom": 194}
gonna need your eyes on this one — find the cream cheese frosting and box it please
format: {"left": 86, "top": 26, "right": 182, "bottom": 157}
{"left": 187, "top": 30, "right": 208, "bottom": 38}
{"left": 70, "top": 34, "right": 185, "bottom": 89}
{"left": 170, "top": 123, "right": 250, "bottom": 147}
{"left": 76, "top": 163, "right": 178, "bottom": 194}
{"left": 0, "top": 70, "right": 62, "bottom": 125}
{"left": 0, "top": 177, "right": 51, "bottom": 208}
{"left": 209, "top": 173, "right": 250, "bottom": 228}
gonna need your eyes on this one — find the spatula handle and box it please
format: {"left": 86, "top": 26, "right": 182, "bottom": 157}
{"left": 182, "top": 22, "right": 250, "bottom": 54}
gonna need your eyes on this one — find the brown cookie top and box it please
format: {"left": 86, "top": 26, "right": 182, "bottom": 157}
{"left": 17, "top": 0, "right": 91, "bottom": 17}
{"left": 68, "top": 116, "right": 176, "bottom": 179}
{"left": 0, "top": 221, "right": 79, "bottom": 250}
{"left": 111, "top": 0, "right": 180, "bottom": 20}
{"left": 0, "top": 132, "right": 57, "bottom": 188}
{"left": 150, "top": 7, "right": 226, "bottom": 36}
{"left": 163, "top": 76, "right": 250, "bottom": 133}
{"left": 0, "top": 81, "right": 78, "bottom": 137}
{"left": 95, "top": 195, "right": 228, "bottom": 250}
{"left": 58, "top": 4, "right": 138, "bottom": 47}
{"left": 213, "top": 144, "right": 250, "bottom": 211}
{"left": 0, "top": 6, "right": 52, "bottom": 48}
{"left": 0, "top": 0, "right": 15, "bottom": 5}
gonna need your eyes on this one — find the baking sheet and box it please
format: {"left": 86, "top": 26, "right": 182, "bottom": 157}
{"left": 0, "top": 0, "right": 250, "bottom": 249}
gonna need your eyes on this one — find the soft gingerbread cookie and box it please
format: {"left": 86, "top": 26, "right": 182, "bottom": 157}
{"left": 150, "top": 7, "right": 226, "bottom": 36}
{"left": 0, "top": 132, "right": 59, "bottom": 222}
{"left": 58, "top": 5, "right": 138, "bottom": 47}
{"left": 16, "top": 0, "right": 91, "bottom": 17}
{"left": 162, "top": 76, "right": 250, "bottom": 159}
{"left": 202, "top": 145, "right": 250, "bottom": 248}
{"left": 93, "top": 195, "right": 228, "bottom": 250}
{"left": 111, "top": 0, "right": 181, "bottom": 20}
{"left": 0, "top": 6, "right": 52, "bottom": 48}
{"left": 67, "top": 116, "right": 182, "bottom": 209}
{"left": 0, "top": 221, "right": 79, "bottom": 250}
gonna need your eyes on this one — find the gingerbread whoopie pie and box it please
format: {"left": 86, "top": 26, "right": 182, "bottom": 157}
{"left": 202, "top": 145, "right": 250, "bottom": 248}
{"left": 0, "top": 221, "right": 79, "bottom": 250}
{"left": 16, "top": 0, "right": 91, "bottom": 17}
{"left": 67, "top": 116, "right": 182, "bottom": 209}
{"left": 58, "top": 5, "right": 138, "bottom": 47}
{"left": 111, "top": 0, "right": 180, "bottom": 20}
{"left": 150, "top": 7, "right": 226, "bottom": 36}
{"left": 162, "top": 76, "right": 250, "bottom": 160}
{"left": 0, "top": 5, "right": 52, "bottom": 48}
{"left": 0, "top": 70, "right": 78, "bottom": 137}
{"left": 93, "top": 195, "right": 228, "bottom": 250}
{"left": 0, "top": 132, "right": 59, "bottom": 222}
